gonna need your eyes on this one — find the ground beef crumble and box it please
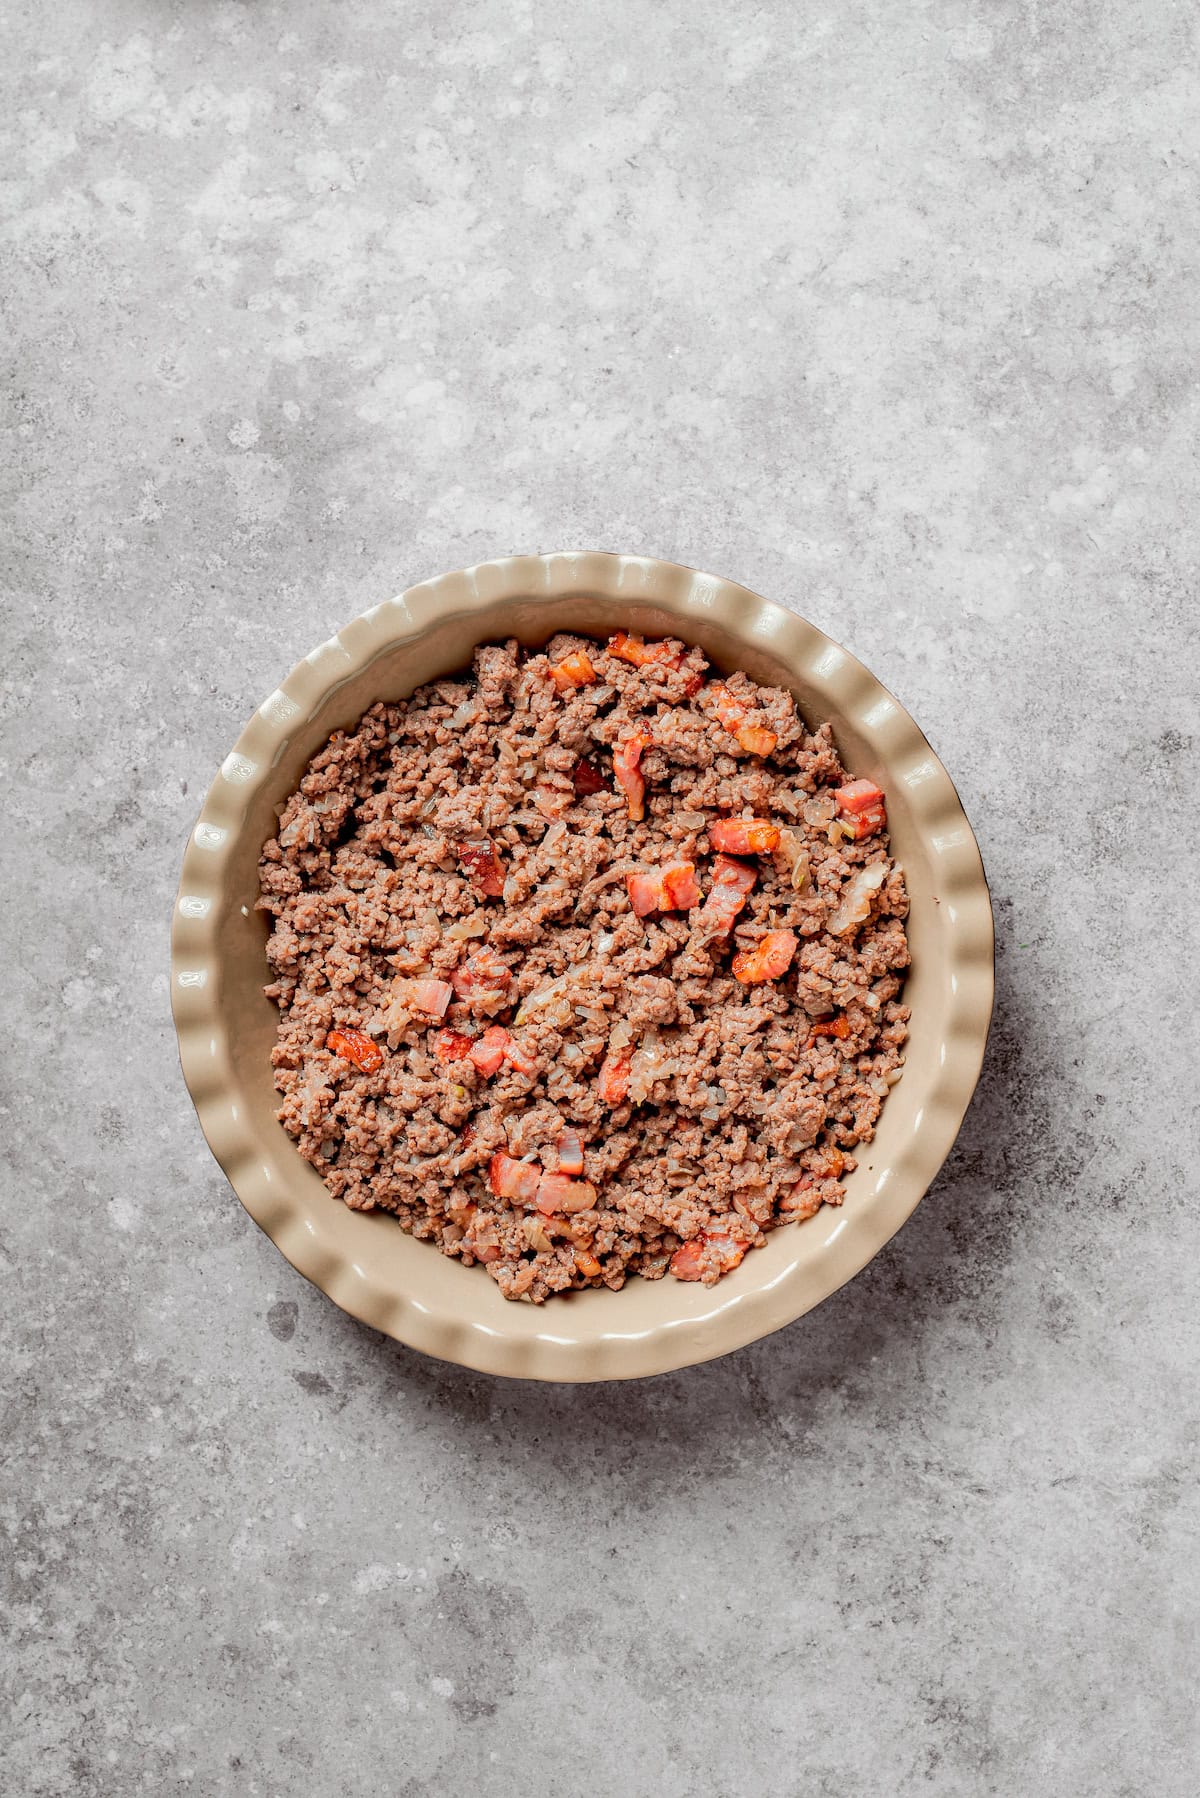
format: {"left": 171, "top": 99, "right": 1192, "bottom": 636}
{"left": 258, "top": 632, "right": 910, "bottom": 1302}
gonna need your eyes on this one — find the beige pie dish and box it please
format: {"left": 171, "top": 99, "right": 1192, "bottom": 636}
{"left": 172, "top": 553, "right": 994, "bottom": 1381}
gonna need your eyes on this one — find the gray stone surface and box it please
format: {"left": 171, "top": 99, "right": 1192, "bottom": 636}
{"left": 4, "top": 2, "right": 1198, "bottom": 1793}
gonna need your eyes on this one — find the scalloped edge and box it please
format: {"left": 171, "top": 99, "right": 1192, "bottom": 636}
{"left": 172, "top": 554, "right": 994, "bottom": 1381}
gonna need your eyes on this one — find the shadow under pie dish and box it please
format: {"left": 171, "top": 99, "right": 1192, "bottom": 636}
{"left": 172, "top": 553, "right": 993, "bottom": 1381}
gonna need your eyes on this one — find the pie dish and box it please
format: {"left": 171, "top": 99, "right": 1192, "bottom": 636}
{"left": 171, "top": 553, "right": 993, "bottom": 1381}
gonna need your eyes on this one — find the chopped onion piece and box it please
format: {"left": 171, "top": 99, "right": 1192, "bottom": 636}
{"left": 445, "top": 914, "right": 488, "bottom": 942}
{"left": 515, "top": 974, "right": 573, "bottom": 1024}
{"left": 629, "top": 1036, "right": 677, "bottom": 1103}
{"left": 776, "top": 827, "right": 811, "bottom": 891}
{"left": 827, "top": 860, "right": 888, "bottom": 937}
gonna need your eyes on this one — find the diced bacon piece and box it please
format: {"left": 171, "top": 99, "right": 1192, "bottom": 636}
{"left": 468, "top": 1025, "right": 511, "bottom": 1076}
{"left": 608, "top": 631, "right": 682, "bottom": 669}
{"left": 696, "top": 853, "right": 758, "bottom": 932}
{"left": 489, "top": 1153, "right": 541, "bottom": 1204}
{"left": 711, "top": 685, "right": 744, "bottom": 734}
{"left": 732, "top": 929, "right": 798, "bottom": 984}
{"left": 842, "top": 803, "right": 886, "bottom": 839}
{"left": 668, "top": 1239, "right": 705, "bottom": 1281}
{"left": 456, "top": 837, "right": 505, "bottom": 897}
{"left": 834, "top": 779, "right": 886, "bottom": 838}
{"left": 627, "top": 870, "right": 665, "bottom": 917}
{"left": 613, "top": 723, "right": 653, "bottom": 821}
{"left": 396, "top": 978, "right": 453, "bottom": 1018}
{"left": 555, "top": 1130, "right": 585, "bottom": 1176}
{"left": 669, "top": 1232, "right": 747, "bottom": 1282}
{"left": 326, "top": 1026, "right": 384, "bottom": 1074}
{"left": 711, "top": 684, "right": 778, "bottom": 757}
{"left": 709, "top": 818, "right": 780, "bottom": 854}
{"left": 834, "top": 779, "right": 885, "bottom": 813}
{"left": 736, "top": 722, "right": 778, "bottom": 756}
{"left": 660, "top": 861, "right": 701, "bottom": 909}
{"left": 467, "top": 1024, "right": 537, "bottom": 1078}
{"left": 626, "top": 860, "right": 701, "bottom": 917}
{"left": 597, "top": 1050, "right": 632, "bottom": 1106}
{"left": 535, "top": 1173, "right": 598, "bottom": 1216}
{"left": 548, "top": 649, "right": 595, "bottom": 690}
{"left": 433, "top": 1029, "right": 473, "bottom": 1062}
{"left": 809, "top": 1014, "right": 851, "bottom": 1042}
{"left": 572, "top": 755, "right": 609, "bottom": 796}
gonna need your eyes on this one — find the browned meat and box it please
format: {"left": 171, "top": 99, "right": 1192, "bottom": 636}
{"left": 258, "top": 633, "right": 909, "bottom": 1302}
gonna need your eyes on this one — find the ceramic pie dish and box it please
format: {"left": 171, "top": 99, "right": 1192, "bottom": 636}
{"left": 171, "top": 553, "right": 994, "bottom": 1381}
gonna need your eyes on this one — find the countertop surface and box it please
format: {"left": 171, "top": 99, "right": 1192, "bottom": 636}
{"left": 5, "top": 3, "right": 1198, "bottom": 1793}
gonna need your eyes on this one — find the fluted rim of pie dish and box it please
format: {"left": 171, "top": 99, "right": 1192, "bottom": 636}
{"left": 171, "top": 553, "right": 994, "bottom": 1381}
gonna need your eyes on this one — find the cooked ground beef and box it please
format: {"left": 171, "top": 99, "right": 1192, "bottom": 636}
{"left": 258, "top": 632, "right": 910, "bottom": 1303}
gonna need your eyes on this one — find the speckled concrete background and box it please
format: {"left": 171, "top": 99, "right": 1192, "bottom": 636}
{"left": 4, "top": 2, "right": 1198, "bottom": 1793}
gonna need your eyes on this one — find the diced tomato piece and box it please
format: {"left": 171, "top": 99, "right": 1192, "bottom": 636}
{"left": 608, "top": 631, "right": 681, "bottom": 669}
{"left": 556, "top": 1129, "right": 585, "bottom": 1176}
{"left": 597, "top": 1050, "right": 632, "bottom": 1105}
{"left": 433, "top": 1029, "right": 473, "bottom": 1062}
{"left": 709, "top": 818, "right": 780, "bottom": 854}
{"left": 834, "top": 779, "right": 885, "bottom": 813}
{"left": 613, "top": 723, "right": 653, "bottom": 821}
{"left": 660, "top": 860, "right": 701, "bottom": 909}
{"left": 535, "top": 1173, "right": 598, "bottom": 1216}
{"left": 326, "top": 1026, "right": 384, "bottom": 1074}
{"left": 710, "top": 685, "right": 777, "bottom": 757}
{"left": 681, "top": 670, "right": 705, "bottom": 697}
{"left": 572, "top": 755, "right": 609, "bottom": 796}
{"left": 397, "top": 978, "right": 453, "bottom": 1018}
{"left": 457, "top": 837, "right": 505, "bottom": 897}
{"left": 450, "top": 947, "right": 512, "bottom": 1008}
{"left": 732, "top": 929, "right": 798, "bottom": 985}
{"left": 809, "top": 1014, "right": 851, "bottom": 1042}
{"left": 548, "top": 649, "right": 595, "bottom": 690}
{"left": 697, "top": 853, "right": 758, "bottom": 932}
{"left": 469, "top": 1025, "right": 510, "bottom": 1076}
{"left": 669, "top": 1232, "right": 747, "bottom": 1282}
{"left": 489, "top": 1153, "right": 541, "bottom": 1204}
{"left": 626, "top": 870, "right": 665, "bottom": 917}
{"left": 475, "top": 1244, "right": 502, "bottom": 1263}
